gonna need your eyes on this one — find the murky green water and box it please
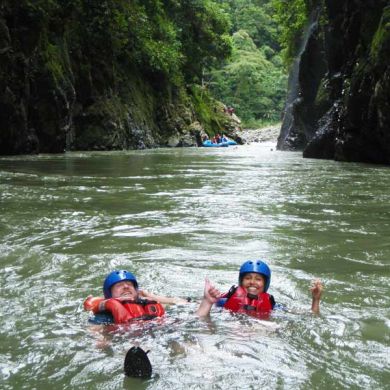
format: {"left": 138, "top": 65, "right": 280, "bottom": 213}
{"left": 0, "top": 143, "right": 389, "bottom": 389}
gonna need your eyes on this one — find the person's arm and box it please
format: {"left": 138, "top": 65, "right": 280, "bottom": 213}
{"left": 139, "top": 290, "right": 189, "bottom": 305}
{"left": 83, "top": 296, "right": 131, "bottom": 323}
{"left": 83, "top": 295, "right": 105, "bottom": 312}
{"left": 196, "top": 278, "right": 222, "bottom": 317}
{"left": 310, "top": 279, "right": 323, "bottom": 314}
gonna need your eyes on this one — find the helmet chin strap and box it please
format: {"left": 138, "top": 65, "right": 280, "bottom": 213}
{"left": 246, "top": 292, "right": 258, "bottom": 300}
{"left": 244, "top": 291, "right": 261, "bottom": 311}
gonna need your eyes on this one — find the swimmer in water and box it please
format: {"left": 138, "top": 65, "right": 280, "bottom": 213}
{"left": 196, "top": 260, "right": 323, "bottom": 318}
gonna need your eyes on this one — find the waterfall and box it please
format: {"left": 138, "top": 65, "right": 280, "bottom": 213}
{"left": 64, "top": 82, "right": 76, "bottom": 151}
{"left": 277, "top": 7, "right": 321, "bottom": 150}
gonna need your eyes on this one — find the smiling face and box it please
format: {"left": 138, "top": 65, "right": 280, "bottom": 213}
{"left": 241, "top": 273, "right": 265, "bottom": 296}
{"left": 110, "top": 280, "right": 138, "bottom": 300}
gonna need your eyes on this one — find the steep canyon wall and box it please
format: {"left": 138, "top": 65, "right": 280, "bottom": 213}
{"left": 277, "top": 0, "right": 390, "bottom": 164}
{"left": 0, "top": 3, "right": 237, "bottom": 155}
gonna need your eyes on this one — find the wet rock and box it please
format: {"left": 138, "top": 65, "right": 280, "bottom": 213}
{"left": 240, "top": 125, "right": 281, "bottom": 144}
{"left": 0, "top": 4, "right": 228, "bottom": 155}
{"left": 278, "top": 1, "right": 390, "bottom": 164}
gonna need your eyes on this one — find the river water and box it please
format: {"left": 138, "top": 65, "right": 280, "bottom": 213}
{"left": 0, "top": 143, "right": 389, "bottom": 389}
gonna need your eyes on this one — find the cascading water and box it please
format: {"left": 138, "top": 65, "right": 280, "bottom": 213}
{"left": 277, "top": 8, "right": 322, "bottom": 151}
{"left": 64, "top": 83, "right": 76, "bottom": 151}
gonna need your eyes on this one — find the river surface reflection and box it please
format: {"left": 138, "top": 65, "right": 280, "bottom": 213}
{"left": 0, "top": 143, "right": 389, "bottom": 389}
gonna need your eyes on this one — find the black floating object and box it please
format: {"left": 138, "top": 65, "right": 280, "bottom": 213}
{"left": 124, "top": 346, "right": 152, "bottom": 378}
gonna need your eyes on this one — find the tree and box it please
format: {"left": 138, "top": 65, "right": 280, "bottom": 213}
{"left": 207, "top": 0, "right": 287, "bottom": 126}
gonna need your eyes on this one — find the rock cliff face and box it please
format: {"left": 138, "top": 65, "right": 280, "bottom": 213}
{"left": 277, "top": 0, "right": 390, "bottom": 164}
{"left": 0, "top": 3, "right": 238, "bottom": 155}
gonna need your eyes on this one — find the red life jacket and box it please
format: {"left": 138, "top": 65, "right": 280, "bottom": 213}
{"left": 122, "top": 300, "right": 165, "bottom": 319}
{"left": 102, "top": 298, "right": 165, "bottom": 324}
{"left": 222, "top": 286, "right": 273, "bottom": 318}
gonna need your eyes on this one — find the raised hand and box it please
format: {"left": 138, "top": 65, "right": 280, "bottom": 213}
{"left": 310, "top": 279, "right": 323, "bottom": 314}
{"left": 203, "top": 277, "right": 222, "bottom": 304}
{"left": 310, "top": 279, "right": 323, "bottom": 300}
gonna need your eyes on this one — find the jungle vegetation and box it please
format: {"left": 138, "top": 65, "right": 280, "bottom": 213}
{"left": 207, "top": 0, "right": 308, "bottom": 128}
{"left": 1, "top": 0, "right": 308, "bottom": 145}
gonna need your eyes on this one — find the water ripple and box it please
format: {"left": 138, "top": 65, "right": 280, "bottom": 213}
{"left": 0, "top": 145, "right": 389, "bottom": 389}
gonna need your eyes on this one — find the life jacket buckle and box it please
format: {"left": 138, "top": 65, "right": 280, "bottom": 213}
{"left": 243, "top": 304, "right": 256, "bottom": 311}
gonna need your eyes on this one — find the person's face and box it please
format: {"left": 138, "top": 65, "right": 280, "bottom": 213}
{"left": 111, "top": 280, "right": 138, "bottom": 299}
{"left": 241, "top": 273, "right": 265, "bottom": 295}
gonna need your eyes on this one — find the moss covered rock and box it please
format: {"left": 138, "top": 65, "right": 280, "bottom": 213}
{"left": 280, "top": 1, "right": 390, "bottom": 164}
{"left": 0, "top": 1, "right": 234, "bottom": 155}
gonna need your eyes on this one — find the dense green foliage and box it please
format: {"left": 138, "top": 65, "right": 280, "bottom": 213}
{"left": 271, "top": 0, "right": 309, "bottom": 65}
{"left": 12, "top": 0, "right": 232, "bottom": 87}
{"left": 1, "top": 0, "right": 294, "bottom": 148}
{"left": 207, "top": 0, "right": 287, "bottom": 127}
{"left": 1, "top": 0, "right": 237, "bottom": 151}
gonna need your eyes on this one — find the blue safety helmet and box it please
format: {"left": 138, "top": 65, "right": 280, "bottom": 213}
{"left": 103, "top": 270, "right": 138, "bottom": 298}
{"left": 239, "top": 260, "right": 271, "bottom": 292}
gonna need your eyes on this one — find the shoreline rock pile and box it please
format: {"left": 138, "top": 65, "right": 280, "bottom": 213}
{"left": 239, "top": 124, "right": 281, "bottom": 144}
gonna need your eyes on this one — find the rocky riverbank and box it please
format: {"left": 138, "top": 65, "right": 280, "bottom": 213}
{"left": 239, "top": 124, "right": 281, "bottom": 144}
{"left": 0, "top": 2, "right": 235, "bottom": 155}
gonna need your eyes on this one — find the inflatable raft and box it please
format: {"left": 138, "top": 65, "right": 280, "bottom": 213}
{"left": 202, "top": 139, "right": 237, "bottom": 147}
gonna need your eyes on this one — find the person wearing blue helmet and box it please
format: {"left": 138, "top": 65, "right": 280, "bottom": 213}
{"left": 84, "top": 270, "right": 190, "bottom": 379}
{"left": 196, "top": 260, "right": 323, "bottom": 318}
{"left": 103, "top": 270, "right": 139, "bottom": 299}
{"left": 84, "top": 270, "right": 189, "bottom": 324}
